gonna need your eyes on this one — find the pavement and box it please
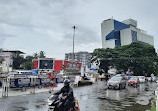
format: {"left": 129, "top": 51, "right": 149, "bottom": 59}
{"left": 0, "top": 83, "right": 64, "bottom": 98}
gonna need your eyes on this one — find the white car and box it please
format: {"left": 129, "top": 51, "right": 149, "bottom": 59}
{"left": 147, "top": 77, "right": 151, "bottom": 81}
{"left": 138, "top": 76, "right": 145, "bottom": 83}
{"left": 151, "top": 76, "right": 157, "bottom": 82}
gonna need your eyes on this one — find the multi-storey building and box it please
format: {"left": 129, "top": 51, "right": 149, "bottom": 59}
{"left": 65, "top": 51, "right": 91, "bottom": 68}
{"left": 101, "top": 18, "right": 154, "bottom": 48}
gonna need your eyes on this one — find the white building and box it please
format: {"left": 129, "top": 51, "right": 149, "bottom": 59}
{"left": 0, "top": 50, "right": 24, "bottom": 72}
{"left": 101, "top": 18, "right": 154, "bottom": 48}
{"left": 0, "top": 52, "right": 13, "bottom": 72}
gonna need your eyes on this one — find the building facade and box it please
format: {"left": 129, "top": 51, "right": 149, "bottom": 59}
{"left": 0, "top": 50, "right": 24, "bottom": 72}
{"left": 65, "top": 51, "right": 91, "bottom": 68}
{"left": 0, "top": 52, "right": 13, "bottom": 72}
{"left": 101, "top": 18, "right": 154, "bottom": 48}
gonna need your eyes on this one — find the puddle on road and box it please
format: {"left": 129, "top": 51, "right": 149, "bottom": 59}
{"left": 121, "top": 98, "right": 153, "bottom": 111}
{"left": 0, "top": 82, "right": 157, "bottom": 111}
{"left": 76, "top": 82, "right": 157, "bottom": 111}
{"left": 12, "top": 106, "right": 29, "bottom": 111}
{"left": 35, "top": 99, "right": 47, "bottom": 109}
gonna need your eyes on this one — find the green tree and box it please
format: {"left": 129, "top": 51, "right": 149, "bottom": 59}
{"left": 33, "top": 53, "right": 38, "bottom": 59}
{"left": 33, "top": 51, "right": 46, "bottom": 59}
{"left": 12, "top": 53, "right": 25, "bottom": 69}
{"left": 114, "top": 42, "right": 158, "bottom": 76}
{"left": 21, "top": 61, "right": 34, "bottom": 70}
{"left": 25, "top": 55, "right": 34, "bottom": 62}
{"left": 39, "top": 51, "right": 45, "bottom": 58}
{"left": 20, "top": 55, "right": 35, "bottom": 70}
{"left": 0, "top": 49, "right": 4, "bottom": 64}
{"left": 91, "top": 48, "right": 118, "bottom": 73}
{"left": 0, "top": 49, "right": 4, "bottom": 72}
{"left": 92, "top": 42, "right": 158, "bottom": 76}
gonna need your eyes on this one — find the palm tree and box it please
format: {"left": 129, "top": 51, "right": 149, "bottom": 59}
{"left": 33, "top": 53, "right": 38, "bottom": 59}
{"left": 39, "top": 51, "right": 45, "bottom": 58}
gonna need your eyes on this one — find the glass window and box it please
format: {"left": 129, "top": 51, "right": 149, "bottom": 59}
{"left": 131, "top": 30, "right": 137, "bottom": 42}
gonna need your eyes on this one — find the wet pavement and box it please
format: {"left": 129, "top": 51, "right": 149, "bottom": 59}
{"left": 0, "top": 81, "right": 157, "bottom": 111}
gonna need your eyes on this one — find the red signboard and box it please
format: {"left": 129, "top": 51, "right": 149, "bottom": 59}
{"left": 33, "top": 59, "right": 81, "bottom": 74}
{"left": 33, "top": 60, "right": 38, "bottom": 69}
{"left": 54, "top": 60, "right": 63, "bottom": 73}
{"left": 54, "top": 60, "right": 81, "bottom": 73}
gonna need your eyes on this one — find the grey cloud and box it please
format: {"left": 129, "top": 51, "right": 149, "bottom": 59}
{"left": 0, "top": 34, "right": 16, "bottom": 47}
{"left": 75, "top": 26, "right": 100, "bottom": 44}
{"left": 61, "top": 25, "right": 100, "bottom": 47}
{"left": 0, "top": 0, "right": 157, "bottom": 59}
{"left": 0, "top": 36, "right": 5, "bottom": 47}
{"left": 0, "top": 0, "right": 78, "bottom": 28}
{"left": 0, "top": 0, "right": 90, "bottom": 31}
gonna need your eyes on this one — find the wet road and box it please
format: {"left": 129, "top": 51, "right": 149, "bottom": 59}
{"left": 0, "top": 81, "right": 157, "bottom": 111}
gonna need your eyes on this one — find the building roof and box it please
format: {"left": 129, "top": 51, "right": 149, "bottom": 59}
{"left": 2, "top": 50, "right": 25, "bottom": 54}
{"left": 103, "top": 18, "right": 113, "bottom": 22}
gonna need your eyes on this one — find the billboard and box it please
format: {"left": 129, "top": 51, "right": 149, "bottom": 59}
{"left": 39, "top": 59, "right": 54, "bottom": 69}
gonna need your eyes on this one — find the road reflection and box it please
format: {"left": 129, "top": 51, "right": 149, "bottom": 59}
{"left": 0, "top": 81, "right": 157, "bottom": 111}
{"left": 76, "top": 81, "right": 157, "bottom": 111}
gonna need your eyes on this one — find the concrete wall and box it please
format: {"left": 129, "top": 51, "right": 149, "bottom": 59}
{"left": 0, "top": 52, "right": 13, "bottom": 72}
{"left": 120, "top": 28, "right": 132, "bottom": 45}
{"left": 122, "top": 19, "right": 137, "bottom": 27}
{"left": 0, "top": 52, "right": 13, "bottom": 66}
{"left": 101, "top": 19, "right": 114, "bottom": 48}
{"left": 121, "top": 25, "right": 154, "bottom": 46}
{"left": 105, "top": 39, "right": 116, "bottom": 48}
{"left": 101, "top": 18, "right": 154, "bottom": 48}
{"left": 130, "top": 26, "right": 154, "bottom": 46}
{"left": 137, "top": 31, "right": 154, "bottom": 46}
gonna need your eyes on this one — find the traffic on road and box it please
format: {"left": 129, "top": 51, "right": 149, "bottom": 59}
{"left": 0, "top": 77, "right": 157, "bottom": 111}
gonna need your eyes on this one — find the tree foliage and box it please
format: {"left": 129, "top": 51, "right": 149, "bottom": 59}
{"left": 0, "top": 48, "right": 4, "bottom": 64}
{"left": 39, "top": 51, "right": 45, "bottom": 58}
{"left": 91, "top": 48, "right": 118, "bottom": 73}
{"left": 91, "top": 42, "right": 158, "bottom": 76}
{"left": 21, "top": 61, "right": 34, "bottom": 70}
{"left": 12, "top": 53, "right": 25, "bottom": 69}
{"left": 13, "top": 51, "right": 46, "bottom": 70}
{"left": 33, "top": 51, "right": 45, "bottom": 59}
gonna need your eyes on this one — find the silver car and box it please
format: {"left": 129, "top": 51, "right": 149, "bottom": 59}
{"left": 107, "top": 76, "right": 126, "bottom": 89}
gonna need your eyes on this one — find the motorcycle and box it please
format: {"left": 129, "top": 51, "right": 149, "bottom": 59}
{"left": 47, "top": 94, "right": 80, "bottom": 111}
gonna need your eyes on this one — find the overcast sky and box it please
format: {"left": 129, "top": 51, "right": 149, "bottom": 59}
{"left": 0, "top": 0, "right": 158, "bottom": 59}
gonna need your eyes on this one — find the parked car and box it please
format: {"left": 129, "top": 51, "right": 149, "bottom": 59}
{"left": 155, "top": 78, "right": 158, "bottom": 83}
{"left": 147, "top": 77, "right": 151, "bottom": 81}
{"left": 151, "top": 76, "right": 157, "bottom": 82}
{"left": 107, "top": 76, "right": 126, "bottom": 89}
{"left": 128, "top": 76, "right": 140, "bottom": 86}
{"left": 138, "top": 76, "right": 145, "bottom": 83}
{"left": 115, "top": 74, "right": 126, "bottom": 77}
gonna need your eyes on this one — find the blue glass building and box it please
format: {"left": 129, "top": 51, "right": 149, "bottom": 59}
{"left": 101, "top": 18, "right": 154, "bottom": 48}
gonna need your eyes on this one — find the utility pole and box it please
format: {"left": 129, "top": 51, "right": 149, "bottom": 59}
{"left": 72, "top": 26, "right": 77, "bottom": 61}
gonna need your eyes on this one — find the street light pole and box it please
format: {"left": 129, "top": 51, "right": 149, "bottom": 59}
{"left": 72, "top": 26, "right": 77, "bottom": 61}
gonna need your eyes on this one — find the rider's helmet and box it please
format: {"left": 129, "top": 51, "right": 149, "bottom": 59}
{"left": 64, "top": 79, "right": 70, "bottom": 87}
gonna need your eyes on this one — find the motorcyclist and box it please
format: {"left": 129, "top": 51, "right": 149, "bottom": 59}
{"left": 54, "top": 79, "right": 74, "bottom": 111}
